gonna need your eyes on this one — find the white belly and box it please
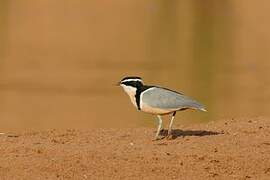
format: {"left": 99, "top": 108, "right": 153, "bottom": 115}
{"left": 140, "top": 101, "right": 178, "bottom": 115}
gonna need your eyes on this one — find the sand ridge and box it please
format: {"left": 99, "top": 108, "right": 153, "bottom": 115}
{"left": 0, "top": 117, "right": 270, "bottom": 179}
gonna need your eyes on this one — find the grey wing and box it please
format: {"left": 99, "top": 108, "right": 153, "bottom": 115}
{"left": 141, "top": 87, "right": 206, "bottom": 111}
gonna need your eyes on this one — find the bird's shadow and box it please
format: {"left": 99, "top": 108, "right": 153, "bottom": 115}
{"left": 159, "top": 129, "right": 222, "bottom": 139}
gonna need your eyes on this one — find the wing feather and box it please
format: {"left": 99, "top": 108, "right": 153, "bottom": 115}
{"left": 141, "top": 87, "right": 205, "bottom": 111}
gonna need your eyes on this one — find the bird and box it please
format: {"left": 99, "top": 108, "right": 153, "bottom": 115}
{"left": 118, "top": 76, "right": 206, "bottom": 140}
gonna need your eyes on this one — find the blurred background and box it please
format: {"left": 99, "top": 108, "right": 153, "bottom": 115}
{"left": 0, "top": 0, "right": 270, "bottom": 131}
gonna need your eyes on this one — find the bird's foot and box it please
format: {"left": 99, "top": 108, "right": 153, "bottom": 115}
{"left": 166, "top": 130, "right": 174, "bottom": 140}
{"left": 166, "top": 134, "right": 173, "bottom": 140}
{"left": 153, "top": 135, "right": 165, "bottom": 141}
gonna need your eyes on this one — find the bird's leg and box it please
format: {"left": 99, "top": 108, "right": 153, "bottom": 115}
{"left": 167, "top": 111, "right": 176, "bottom": 138}
{"left": 154, "top": 115, "right": 164, "bottom": 140}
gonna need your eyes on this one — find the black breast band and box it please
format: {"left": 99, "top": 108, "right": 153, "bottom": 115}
{"left": 135, "top": 86, "right": 154, "bottom": 110}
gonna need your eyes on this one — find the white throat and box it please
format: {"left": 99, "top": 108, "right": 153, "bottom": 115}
{"left": 121, "top": 84, "right": 138, "bottom": 108}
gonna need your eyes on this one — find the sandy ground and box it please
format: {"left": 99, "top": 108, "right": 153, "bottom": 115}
{"left": 0, "top": 117, "right": 270, "bottom": 180}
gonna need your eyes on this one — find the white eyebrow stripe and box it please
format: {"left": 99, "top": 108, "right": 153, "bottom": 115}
{"left": 121, "top": 79, "right": 142, "bottom": 83}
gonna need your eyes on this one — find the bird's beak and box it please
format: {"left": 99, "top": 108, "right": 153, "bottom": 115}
{"left": 116, "top": 82, "right": 121, "bottom": 86}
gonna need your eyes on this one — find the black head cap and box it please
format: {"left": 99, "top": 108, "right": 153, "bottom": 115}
{"left": 121, "top": 76, "right": 142, "bottom": 82}
{"left": 119, "top": 76, "right": 143, "bottom": 87}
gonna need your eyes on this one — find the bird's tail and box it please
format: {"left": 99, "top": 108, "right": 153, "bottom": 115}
{"left": 187, "top": 100, "right": 207, "bottom": 112}
{"left": 199, "top": 107, "right": 207, "bottom": 112}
